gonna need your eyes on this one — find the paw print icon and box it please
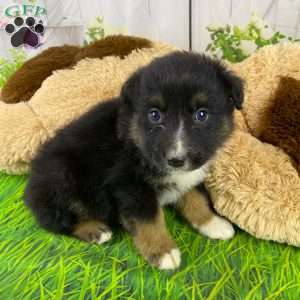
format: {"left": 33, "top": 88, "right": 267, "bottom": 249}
{"left": 5, "top": 16, "right": 45, "bottom": 48}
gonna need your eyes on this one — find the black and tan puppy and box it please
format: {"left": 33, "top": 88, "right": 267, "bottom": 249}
{"left": 24, "top": 52, "right": 243, "bottom": 270}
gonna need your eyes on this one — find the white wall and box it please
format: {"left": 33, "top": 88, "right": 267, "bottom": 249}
{"left": 193, "top": 0, "right": 300, "bottom": 51}
{"left": 1, "top": 0, "right": 300, "bottom": 58}
{"left": 78, "top": 0, "right": 190, "bottom": 49}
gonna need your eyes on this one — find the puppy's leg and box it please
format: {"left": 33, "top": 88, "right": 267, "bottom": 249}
{"left": 73, "top": 219, "right": 112, "bottom": 244}
{"left": 25, "top": 181, "right": 112, "bottom": 244}
{"left": 28, "top": 200, "right": 112, "bottom": 244}
{"left": 122, "top": 207, "right": 181, "bottom": 270}
{"left": 69, "top": 200, "right": 112, "bottom": 244}
{"left": 176, "top": 185, "right": 235, "bottom": 240}
{"left": 25, "top": 162, "right": 112, "bottom": 244}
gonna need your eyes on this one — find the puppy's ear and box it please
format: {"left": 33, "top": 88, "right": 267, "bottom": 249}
{"left": 120, "top": 68, "right": 143, "bottom": 108}
{"left": 220, "top": 68, "right": 244, "bottom": 110}
{"left": 118, "top": 69, "right": 143, "bottom": 140}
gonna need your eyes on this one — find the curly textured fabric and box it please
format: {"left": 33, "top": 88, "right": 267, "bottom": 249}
{"left": 260, "top": 77, "right": 300, "bottom": 173}
{"left": 0, "top": 35, "right": 152, "bottom": 104}
{"left": 206, "top": 43, "right": 300, "bottom": 247}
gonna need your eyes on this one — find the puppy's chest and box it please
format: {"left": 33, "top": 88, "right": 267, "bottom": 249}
{"left": 155, "top": 167, "right": 208, "bottom": 206}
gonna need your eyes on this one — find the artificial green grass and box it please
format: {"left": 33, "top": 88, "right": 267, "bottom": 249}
{"left": 0, "top": 172, "right": 300, "bottom": 300}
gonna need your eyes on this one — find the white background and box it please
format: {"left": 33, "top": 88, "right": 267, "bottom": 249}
{"left": 1, "top": 0, "right": 300, "bottom": 58}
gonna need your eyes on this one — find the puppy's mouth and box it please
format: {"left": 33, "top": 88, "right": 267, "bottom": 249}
{"left": 147, "top": 154, "right": 191, "bottom": 173}
{"left": 163, "top": 155, "right": 202, "bottom": 173}
{"left": 166, "top": 157, "right": 189, "bottom": 170}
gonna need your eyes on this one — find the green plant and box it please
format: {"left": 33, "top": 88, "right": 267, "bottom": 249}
{"left": 0, "top": 49, "right": 26, "bottom": 87}
{"left": 206, "top": 14, "right": 298, "bottom": 63}
{"left": 85, "top": 16, "right": 105, "bottom": 44}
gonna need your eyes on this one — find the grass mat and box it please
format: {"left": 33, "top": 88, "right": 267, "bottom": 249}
{"left": 0, "top": 172, "right": 299, "bottom": 299}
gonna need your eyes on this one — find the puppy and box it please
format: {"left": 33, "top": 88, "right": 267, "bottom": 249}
{"left": 24, "top": 51, "right": 244, "bottom": 270}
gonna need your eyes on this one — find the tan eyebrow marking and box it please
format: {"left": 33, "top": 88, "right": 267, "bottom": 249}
{"left": 149, "top": 96, "right": 166, "bottom": 110}
{"left": 191, "top": 92, "right": 208, "bottom": 108}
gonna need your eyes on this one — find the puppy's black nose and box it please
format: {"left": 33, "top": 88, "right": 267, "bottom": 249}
{"left": 168, "top": 157, "right": 185, "bottom": 168}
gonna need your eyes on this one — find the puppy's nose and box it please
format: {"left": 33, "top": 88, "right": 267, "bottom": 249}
{"left": 168, "top": 157, "right": 186, "bottom": 168}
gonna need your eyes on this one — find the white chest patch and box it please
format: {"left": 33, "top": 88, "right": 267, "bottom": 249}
{"left": 157, "top": 164, "right": 210, "bottom": 206}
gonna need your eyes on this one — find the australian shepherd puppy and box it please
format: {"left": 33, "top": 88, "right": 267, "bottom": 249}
{"left": 24, "top": 52, "right": 244, "bottom": 270}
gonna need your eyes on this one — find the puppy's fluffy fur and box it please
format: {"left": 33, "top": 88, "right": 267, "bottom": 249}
{"left": 25, "top": 52, "right": 243, "bottom": 269}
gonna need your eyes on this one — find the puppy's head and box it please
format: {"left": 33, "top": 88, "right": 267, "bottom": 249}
{"left": 118, "top": 51, "right": 244, "bottom": 172}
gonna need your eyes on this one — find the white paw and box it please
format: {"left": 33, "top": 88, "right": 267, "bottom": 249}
{"left": 197, "top": 216, "right": 235, "bottom": 240}
{"left": 95, "top": 231, "right": 112, "bottom": 244}
{"left": 158, "top": 248, "right": 181, "bottom": 270}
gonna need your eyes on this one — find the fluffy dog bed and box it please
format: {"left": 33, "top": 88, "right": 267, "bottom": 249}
{"left": 0, "top": 35, "right": 152, "bottom": 104}
{"left": 206, "top": 44, "right": 300, "bottom": 246}
{"left": 0, "top": 37, "right": 299, "bottom": 247}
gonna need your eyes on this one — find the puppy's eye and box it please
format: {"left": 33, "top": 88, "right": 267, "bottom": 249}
{"left": 194, "top": 108, "right": 208, "bottom": 123}
{"left": 148, "top": 109, "right": 162, "bottom": 123}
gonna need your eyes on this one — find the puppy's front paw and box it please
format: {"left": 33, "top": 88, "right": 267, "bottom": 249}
{"left": 94, "top": 230, "right": 113, "bottom": 244}
{"left": 197, "top": 216, "right": 235, "bottom": 240}
{"left": 156, "top": 248, "right": 181, "bottom": 270}
{"left": 136, "top": 238, "right": 181, "bottom": 270}
{"left": 73, "top": 220, "right": 112, "bottom": 244}
{"left": 128, "top": 208, "right": 181, "bottom": 270}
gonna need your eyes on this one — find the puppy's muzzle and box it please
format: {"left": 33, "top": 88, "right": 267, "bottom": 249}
{"left": 167, "top": 156, "right": 186, "bottom": 168}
